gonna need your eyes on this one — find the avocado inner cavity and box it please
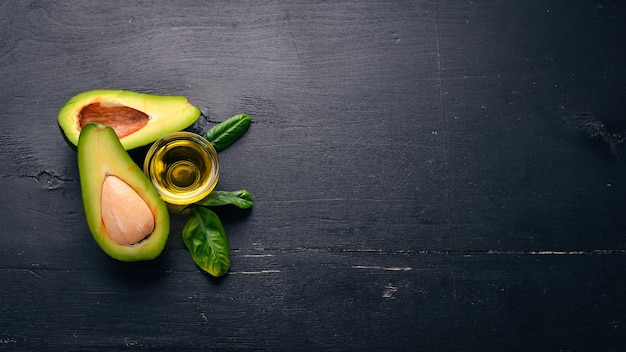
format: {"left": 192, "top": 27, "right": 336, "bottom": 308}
{"left": 101, "top": 175, "right": 155, "bottom": 246}
{"left": 79, "top": 103, "right": 149, "bottom": 139}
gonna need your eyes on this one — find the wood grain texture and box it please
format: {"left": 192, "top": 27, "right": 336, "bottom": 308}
{"left": 1, "top": 0, "right": 626, "bottom": 350}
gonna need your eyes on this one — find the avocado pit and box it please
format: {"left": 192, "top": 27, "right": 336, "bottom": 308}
{"left": 79, "top": 102, "right": 149, "bottom": 139}
{"left": 101, "top": 175, "right": 155, "bottom": 246}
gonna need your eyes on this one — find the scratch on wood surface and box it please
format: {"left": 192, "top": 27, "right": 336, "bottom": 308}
{"left": 199, "top": 312, "right": 208, "bottom": 324}
{"left": 28, "top": 269, "right": 42, "bottom": 278}
{"left": 230, "top": 269, "right": 281, "bottom": 275}
{"left": 33, "top": 170, "right": 77, "bottom": 190}
{"left": 242, "top": 254, "right": 274, "bottom": 258}
{"left": 382, "top": 283, "right": 398, "bottom": 299}
{"left": 123, "top": 337, "right": 143, "bottom": 348}
{"left": 0, "top": 337, "right": 16, "bottom": 345}
{"left": 352, "top": 265, "right": 412, "bottom": 271}
{"left": 530, "top": 250, "right": 587, "bottom": 255}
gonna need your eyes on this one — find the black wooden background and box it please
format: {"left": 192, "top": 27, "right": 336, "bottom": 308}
{"left": 2, "top": 1, "right": 626, "bottom": 351}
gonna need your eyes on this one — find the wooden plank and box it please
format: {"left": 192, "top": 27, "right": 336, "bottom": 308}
{"left": 2, "top": 250, "right": 625, "bottom": 350}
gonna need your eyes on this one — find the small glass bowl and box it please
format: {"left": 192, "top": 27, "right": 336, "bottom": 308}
{"left": 143, "top": 132, "right": 219, "bottom": 205}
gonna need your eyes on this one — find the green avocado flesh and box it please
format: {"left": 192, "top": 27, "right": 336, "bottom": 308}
{"left": 78, "top": 123, "right": 170, "bottom": 261}
{"left": 59, "top": 89, "right": 201, "bottom": 150}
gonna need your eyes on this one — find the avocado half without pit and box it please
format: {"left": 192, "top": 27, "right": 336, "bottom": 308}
{"left": 58, "top": 89, "right": 201, "bottom": 150}
{"left": 78, "top": 123, "right": 170, "bottom": 261}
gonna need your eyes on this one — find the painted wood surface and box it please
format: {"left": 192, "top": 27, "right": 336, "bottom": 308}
{"left": 1, "top": 1, "right": 626, "bottom": 350}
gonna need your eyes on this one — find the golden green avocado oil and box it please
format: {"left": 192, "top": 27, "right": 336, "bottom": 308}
{"left": 144, "top": 132, "right": 219, "bottom": 205}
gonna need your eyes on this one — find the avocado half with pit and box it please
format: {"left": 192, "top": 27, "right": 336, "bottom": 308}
{"left": 78, "top": 123, "right": 169, "bottom": 261}
{"left": 59, "top": 89, "right": 201, "bottom": 150}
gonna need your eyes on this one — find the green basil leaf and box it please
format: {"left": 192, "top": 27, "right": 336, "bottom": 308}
{"left": 204, "top": 113, "right": 251, "bottom": 152}
{"left": 195, "top": 190, "right": 253, "bottom": 209}
{"left": 182, "top": 207, "right": 230, "bottom": 277}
